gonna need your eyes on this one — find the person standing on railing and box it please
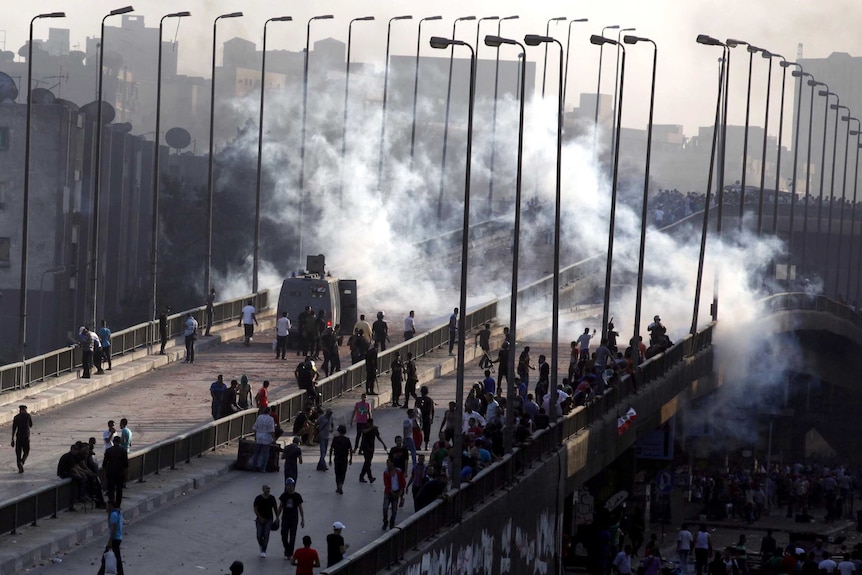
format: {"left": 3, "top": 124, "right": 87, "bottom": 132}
{"left": 98, "top": 320, "right": 113, "bottom": 371}
{"left": 11, "top": 405, "right": 32, "bottom": 473}
{"left": 204, "top": 288, "right": 216, "bottom": 336}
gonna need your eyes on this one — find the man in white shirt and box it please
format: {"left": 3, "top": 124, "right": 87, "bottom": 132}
{"left": 462, "top": 407, "right": 486, "bottom": 433}
{"left": 252, "top": 407, "right": 275, "bottom": 472}
{"left": 239, "top": 300, "right": 259, "bottom": 346}
{"left": 677, "top": 524, "right": 693, "bottom": 569}
{"left": 404, "top": 311, "right": 416, "bottom": 341}
{"left": 276, "top": 312, "right": 291, "bottom": 360}
{"left": 577, "top": 328, "right": 595, "bottom": 357}
{"left": 836, "top": 555, "right": 855, "bottom": 575}
{"left": 103, "top": 420, "right": 117, "bottom": 452}
{"left": 820, "top": 552, "right": 838, "bottom": 575}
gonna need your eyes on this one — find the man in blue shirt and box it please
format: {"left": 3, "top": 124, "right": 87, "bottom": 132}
{"left": 98, "top": 320, "right": 112, "bottom": 371}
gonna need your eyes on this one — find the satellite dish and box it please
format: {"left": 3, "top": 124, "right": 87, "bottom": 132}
{"left": 165, "top": 127, "right": 191, "bottom": 150}
{"left": 110, "top": 122, "right": 133, "bottom": 134}
{"left": 29, "top": 88, "right": 56, "bottom": 105}
{"left": 67, "top": 51, "right": 86, "bottom": 65}
{"left": 80, "top": 100, "right": 116, "bottom": 125}
{"left": 0, "top": 72, "right": 19, "bottom": 103}
{"left": 0, "top": 51, "right": 14, "bottom": 64}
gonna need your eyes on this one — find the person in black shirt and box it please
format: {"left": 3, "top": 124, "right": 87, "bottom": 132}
{"left": 365, "top": 343, "right": 379, "bottom": 394}
{"left": 11, "top": 405, "right": 32, "bottom": 473}
{"left": 415, "top": 386, "right": 435, "bottom": 450}
{"left": 372, "top": 311, "right": 389, "bottom": 351}
{"left": 390, "top": 352, "right": 404, "bottom": 407}
{"left": 415, "top": 470, "right": 449, "bottom": 511}
{"left": 388, "top": 436, "right": 409, "bottom": 472}
{"left": 158, "top": 306, "right": 170, "bottom": 354}
{"left": 326, "top": 522, "right": 349, "bottom": 567}
{"left": 277, "top": 479, "right": 305, "bottom": 559}
{"left": 253, "top": 485, "right": 278, "bottom": 558}
{"left": 103, "top": 436, "right": 129, "bottom": 507}
{"left": 359, "top": 418, "right": 387, "bottom": 483}
{"left": 329, "top": 425, "right": 353, "bottom": 495}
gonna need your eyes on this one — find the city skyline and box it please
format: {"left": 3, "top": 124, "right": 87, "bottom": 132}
{"left": 3, "top": 0, "right": 862, "bottom": 145}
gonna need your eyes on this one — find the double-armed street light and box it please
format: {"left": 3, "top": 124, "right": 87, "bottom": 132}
{"left": 610, "top": 27, "right": 635, "bottom": 155}
{"left": 253, "top": 15, "right": 291, "bottom": 293}
{"left": 205, "top": 11, "right": 243, "bottom": 296}
{"left": 562, "top": 18, "right": 588, "bottom": 108}
{"left": 542, "top": 17, "right": 566, "bottom": 98}
{"left": 408, "top": 16, "right": 442, "bottom": 170}
{"left": 593, "top": 25, "right": 619, "bottom": 129}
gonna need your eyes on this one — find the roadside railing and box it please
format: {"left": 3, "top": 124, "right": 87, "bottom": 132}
{"left": 763, "top": 292, "right": 862, "bottom": 330}
{"left": 0, "top": 300, "right": 496, "bottom": 536}
{"left": 0, "top": 291, "right": 271, "bottom": 394}
{"left": 323, "top": 322, "right": 717, "bottom": 574}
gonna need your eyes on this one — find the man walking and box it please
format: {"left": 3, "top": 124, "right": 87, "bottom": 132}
{"left": 238, "top": 299, "right": 259, "bottom": 346}
{"left": 448, "top": 307, "right": 458, "bottom": 356}
{"left": 158, "top": 305, "right": 170, "bottom": 354}
{"left": 291, "top": 536, "right": 320, "bottom": 574}
{"left": 315, "top": 408, "right": 334, "bottom": 471}
{"left": 326, "top": 522, "right": 349, "bottom": 567}
{"left": 350, "top": 394, "right": 372, "bottom": 451}
{"left": 475, "top": 323, "right": 492, "bottom": 369}
{"left": 11, "top": 405, "right": 32, "bottom": 473}
{"left": 382, "top": 458, "right": 406, "bottom": 530}
{"left": 252, "top": 407, "right": 275, "bottom": 472}
{"left": 97, "top": 501, "right": 125, "bottom": 575}
{"left": 403, "top": 310, "right": 416, "bottom": 341}
{"left": 278, "top": 478, "right": 305, "bottom": 559}
{"left": 329, "top": 425, "right": 352, "bottom": 494}
{"left": 253, "top": 484, "right": 278, "bottom": 558}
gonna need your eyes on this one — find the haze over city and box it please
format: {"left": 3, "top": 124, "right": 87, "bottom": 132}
{"left": 5, "top": 0, "right": 862, "bottom": 144}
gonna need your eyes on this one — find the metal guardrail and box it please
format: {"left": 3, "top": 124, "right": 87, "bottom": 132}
{"left": 323, "top": 322, "right": 717, "bottom": 575}
{"left": 0, "top": 291, "right": 271, "bottom": 394}
{"left": 763, "top": 292, "right": 862, "bottom": 330}
{"left": 0, "top": 299, "right": 497, "bottom": 536}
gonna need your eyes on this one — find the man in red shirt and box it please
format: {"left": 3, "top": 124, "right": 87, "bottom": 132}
{"left": 382, "top": 458, "right": 406, "bottom": 530}
{"left": 291, "top": 535, "right": 320, "bottom": 575}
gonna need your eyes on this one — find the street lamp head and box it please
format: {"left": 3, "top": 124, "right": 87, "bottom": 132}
{"left": 169, "top": 11, "right": 191, "bottom": 18}
{"left": 526, "top": 34, "right": 553, "bottom": 46}
{"left": 40, "top": 12, "right": 66, "bottom": 18}
{"left": 726, "top": 38, "right": 748, "bottom": 48}
{"left": 502, "top": 15, "right": 520, "bottom": 21}
{"left": 621, "top": 27, "right": 636, "bottom": 32}
{"left": 424, "top": 16, "right": 443, "bottom": 21}
{"left": 355, "top": 16, "right": 375, "bottom": 22}
{"left": 549, "top": 16, "right": 566, "bottom": 22}
{"left": 393, "top": 15, "right": 413, "bottom": 21}
{"left": 312, "top": 14, "right": 334, "bottom": 21}
{"left": 818, "top": 89, "right": 832, "bottom": 97}
{"left": 760, "top": 50, "right": 773, "bottom": 58}
{"left": 430, "top": 36, "right": 455, "bottom": 49}
{"left": 482, "top": 16, "right": 501, "bottom": 21}
{"left": 572, "top": 18, "right": 589, "bottom": 23}
{"left": 830, "top": 103, "right": 847, "bottom": 110}
{"left": 696, "top": 34, "right": 724, "bottom": 46}
{"left": 746, "top": 44, "right": 761, "bottom": 54}
{"left": 781, "top": 60, "right": 798, "bottom": 68}
{"left": 842, "top": 116, "right": 855, "bottom": 122}
{"left": 458, "top": 16, "right": 477, "bottom": 22}
{"left": 605, "top": 24, "right": 621, "bottom": 30}
{"left": 220, "top": 12, "right": 243, "bottom": 19}
{"left": 485, "top": 34, "right": 517, "bottom": 47}
{"left": 590, "top": 34, "right": 617, "bottom": 46}
{"left": 110, "top": 6, "right": 135, "bottom": 16}
{"left": 807, "top": 79, "right": 822, "bottom": 86}
{"left": 270, "top": 16, "right": 292, "bottom": 22}
{"left": 623, "top": 35, "right": 641, "bottom": 44}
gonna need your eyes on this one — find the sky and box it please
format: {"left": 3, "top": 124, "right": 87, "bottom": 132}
{"left": 4, "top": 0, "right": 862, "bottom": 146}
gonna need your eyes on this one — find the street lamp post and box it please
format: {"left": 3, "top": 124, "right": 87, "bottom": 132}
{"left": 37, "top": 266, "right": 66, "bottom": 353}
{"left": 487, "top": 16, "right": 519, "bottom": 215}
{"left": 771, "top": 59, "right": 792, "bottom": 235}
{"left": 593, "top": 25, "right": 619, "bottom": 128}
{"left": 408, "top": 16, "right": 441, "bottom": 171}
{"left": 845, "top": 126, "right": 862, "bottom": 298}
{"left": 756, "top": 50, "right": 778, "bottom": 235}
{"left": 623, "top": 34, "right": 657, "bottom": 369}
{"left": 786, "top": 66, "right": 807, "bottom": 279}
{"left": 835, "top": 114, "right": 855, "bottom": 295}
{"left": 339, "top": 16, "right": 375, "bottom": 204}
{"left": 297, "top": 14, "right": 334, "bottom": 269}
{"left": 562, "top": 18, "right": 588, "bottom": 108}
{"left": 429, "top": 35, "right": 477, "bottom": 490}
{"left": 526, "top": 32, "right": 564, "bottom": 424}
{"left": 91, "top": 6, "right": 134, "bottom": 329}
{"left": 609, "top": 27, "right": 635, "bottom": 155}
{"left": 377, "top": 15, "right": 413, "bottom": 193}
{"left": 693, "top": 35, "right": 728, "bottom": 334}
{"left": 437, "top": 16, "right": 476, "bottom": 223}
{"left": 541, "top": 17, "right": 566, "bottom": 99}
{"left": 20, "top": 10, "right": 65, "bottom": 364}
{"left": 729, "top": 41, "right": 758, "bottom": 230}
{"left": 813, "top": 88, "right": 837, "bottom": 273}
{"left": 204, "top": 11, "right": 242, "bottom": 297}
{"left": 485, "top": 33, "right": 526, "bottom": 454}
{"left": 825, "top": 102, "right": 847, "bottom": 292}
{"left": 590, "top": 35, "right": 626, "bottom": 344}
{"left": 801, "top": 78, "right": 824, "bottom": 275}
{"left": 253, "top": 15, "right": 290, "bottom": 294}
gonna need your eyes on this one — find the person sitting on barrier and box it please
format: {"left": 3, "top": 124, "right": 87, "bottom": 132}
{"left": 57, "top": 442, "right": 106, "bottom": 507}
{"left": 292, "top": 405, "right": 314, "bottom": 446}
{"left": 295, "top": 357, "right": 320, "bottom": 407}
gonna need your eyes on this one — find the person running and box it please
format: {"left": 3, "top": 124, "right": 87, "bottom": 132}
{"left": 329, "top": 425, "right": 353, "bottom": 495}
{"left": 350, "top": 394, "right": 372, "bottom": 451}
{"left": 359, "top": 418, "right": 387, "bottom": 483}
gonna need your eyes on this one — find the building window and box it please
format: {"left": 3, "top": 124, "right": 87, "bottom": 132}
{"left": 0, "top": 127, "right": 9, "bottom": 151}
{"left": 0, "top": 237, "right": 10, "bottom": 266}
